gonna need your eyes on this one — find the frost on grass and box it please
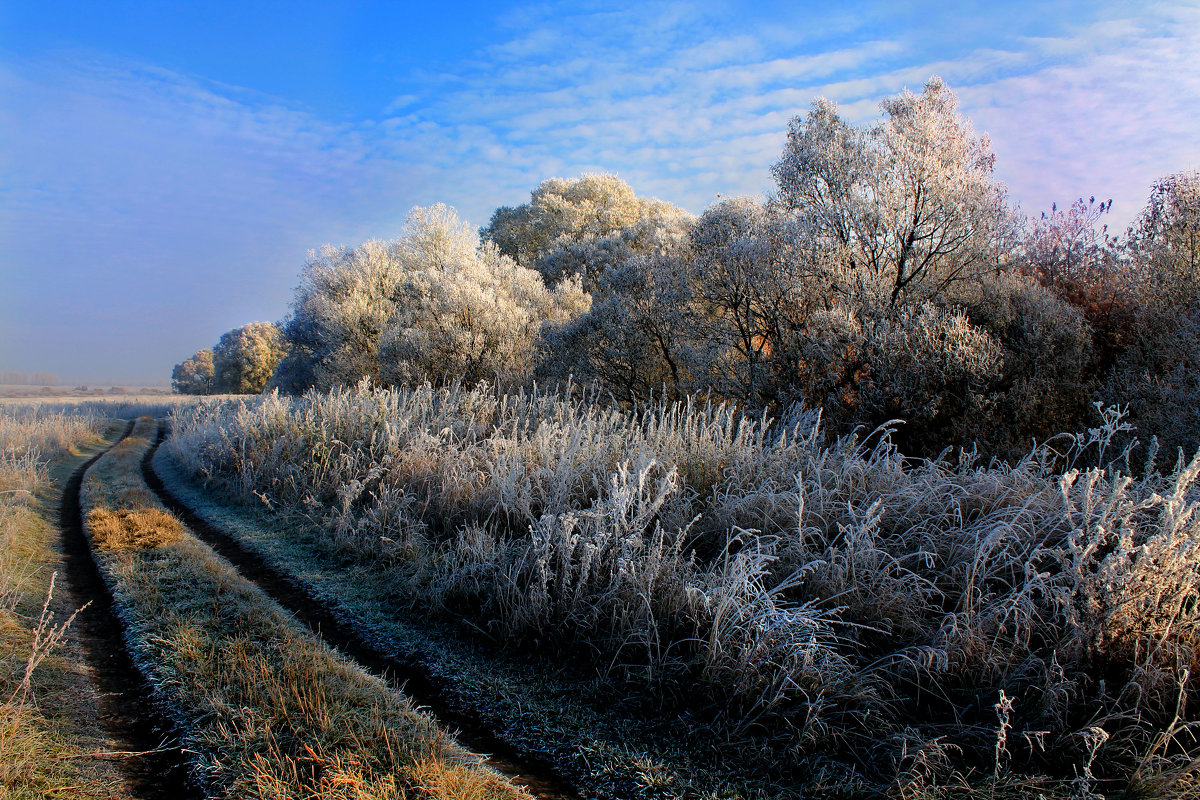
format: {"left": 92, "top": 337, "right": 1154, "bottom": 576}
{"left": 167, "top": 381, "right": 1200, "bottom": 794}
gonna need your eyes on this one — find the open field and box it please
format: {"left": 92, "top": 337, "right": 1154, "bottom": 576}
{"left": 0, "top": 394, "right": 220, "bottom": 418}
{"left": 0, "top": 387, "right": 172, "bottom": 400}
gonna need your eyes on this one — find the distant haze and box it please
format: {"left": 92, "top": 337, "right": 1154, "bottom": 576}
{"left": 2, "top": 1, "right": 1198, "bottom": 384}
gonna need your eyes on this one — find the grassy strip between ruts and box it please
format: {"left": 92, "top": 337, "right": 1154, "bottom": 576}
{"left": 80, "top": 416, "right": 531, "bottom": 800}
{"left": 1, "top": 413, "right": 130, "bottom": 800}
{"left": 151, "top": 437, "right": 785, "bottom": 800}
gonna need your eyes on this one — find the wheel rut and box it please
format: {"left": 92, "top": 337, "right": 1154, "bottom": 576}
{"left": 59, "top": 422, "right": 201, "bottom": 799}
{"left": 141, "top": 421, "right": 581, "bottom": 800}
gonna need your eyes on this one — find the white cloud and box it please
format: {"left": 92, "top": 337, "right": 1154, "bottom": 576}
{"left": 957, "top": 7, "right": 1200, "bottom": 225}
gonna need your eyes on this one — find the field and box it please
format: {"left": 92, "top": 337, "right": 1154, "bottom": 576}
{"left": 147, "top": 382, "right": 1200, "bottom": 799}
{"left": 6, "top": 377, "right": 1197, "bottom": 799}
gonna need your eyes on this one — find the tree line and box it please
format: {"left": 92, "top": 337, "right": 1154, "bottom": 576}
{"left": 1, "top": 371, "right": 60, "bottom": 386}
{"left": 174, "top": 77, "right": 1200, "bottom": 460}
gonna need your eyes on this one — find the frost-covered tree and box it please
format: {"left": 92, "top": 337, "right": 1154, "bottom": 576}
{"left": 1019, "top": 197, "right": 1133, "bottom": 370}
{"left": 680, "top": 198, "right": 826, "bottom": 404}
{"left": 1129, "top": 170, "right": 1200, "bottom": 300}
{"left": 212, "top": 322, "right": 286, "bottom": 394}
{"left": 1023, "top": 197, "right": 1115, "bottom": 282}
{"left": 272, "top": 239, "right": 408, "bottom": 392}
{"left": 771, "top": 77, "right": 1013, "bottom": 308}
{"left": 273, "top": 204, "right": 588, "bottom": 393}
{"left": 377, "top": 205, "right": 589, "bottom": 388}
{"left": 171, "top": 349, "right": 215, "bottom": 394}
{"left": 482, "top": 174, "right": 694, "bottom": 291}
{"left": 542, "top": 252, "right": 691, "bottom": 401}
{"left": 1101, "top": 171, "right": 1200, "bottom": 460}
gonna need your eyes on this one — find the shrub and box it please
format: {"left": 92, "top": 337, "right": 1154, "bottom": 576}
{"left": 958, "top": 271, "right": 1094, "bottom": 457}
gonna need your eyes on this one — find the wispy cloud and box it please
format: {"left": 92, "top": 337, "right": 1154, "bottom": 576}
{"left": 376, "top": 0, "right": 1200, "bottom": 227}
{"left": 959, "top": 5, "right": 1200, "bottom": 223}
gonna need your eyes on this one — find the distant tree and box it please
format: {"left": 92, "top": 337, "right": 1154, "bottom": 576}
{"left": 1023, "top": 197, "right": 1115, "bottom": 281}
{"left": 771, "top": 77, "right": 1013, "bottom": 308}
{"left": 212, "top": 322, "right": 286, "bottom": 394}
{"left": 171, "top": 349, "right": 215, "bottom": 394}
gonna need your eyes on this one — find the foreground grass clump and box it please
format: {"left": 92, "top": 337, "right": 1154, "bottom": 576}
{"left": 168, "top": 382, "right": 1200, "bottom": 796}
{"left": 0, "top": 406, "right": 129, "bottom": 798}
{"left": 87, "top": 507, "right": 183, "bottom": 550}
{"left": 84, "top": 416, "right": 529, "bottom": 800}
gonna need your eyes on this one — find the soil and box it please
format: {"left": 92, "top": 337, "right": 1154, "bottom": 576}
{"left": 59, "top": 421, "right": 202, "bottom": 799}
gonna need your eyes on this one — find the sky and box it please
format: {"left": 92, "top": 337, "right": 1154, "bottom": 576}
{"left": 2, "top": 1, "right": 1199, "bottom": 385}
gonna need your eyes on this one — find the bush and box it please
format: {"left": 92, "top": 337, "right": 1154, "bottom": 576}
{"left": 958, "top": 271, "right": 1094, "bottom": 458}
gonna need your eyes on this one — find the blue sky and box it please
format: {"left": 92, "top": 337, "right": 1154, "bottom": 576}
{"left": 2, "top": 1, "right": 1198, "bottom": 384}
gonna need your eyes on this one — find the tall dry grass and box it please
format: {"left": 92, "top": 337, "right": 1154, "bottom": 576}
{"left": 0, "top": 404, "right": 105, "bottom": 461}
{"left": 168, "top": 381, "right": 1200, "bottom": 794}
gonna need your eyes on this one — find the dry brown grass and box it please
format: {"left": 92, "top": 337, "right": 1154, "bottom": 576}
{"left": 411, "top": 758, "right": 526, "bottom": 800}
{"left": 86, "top": 507, "right": 182, "bottom": 551}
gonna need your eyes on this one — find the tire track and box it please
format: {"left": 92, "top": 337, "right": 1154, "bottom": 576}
{"left": 60, "top": 421, "right": 200, "bottom": 800}
{"left": 141, "top": 420, "right": 581, "bottom": 800}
